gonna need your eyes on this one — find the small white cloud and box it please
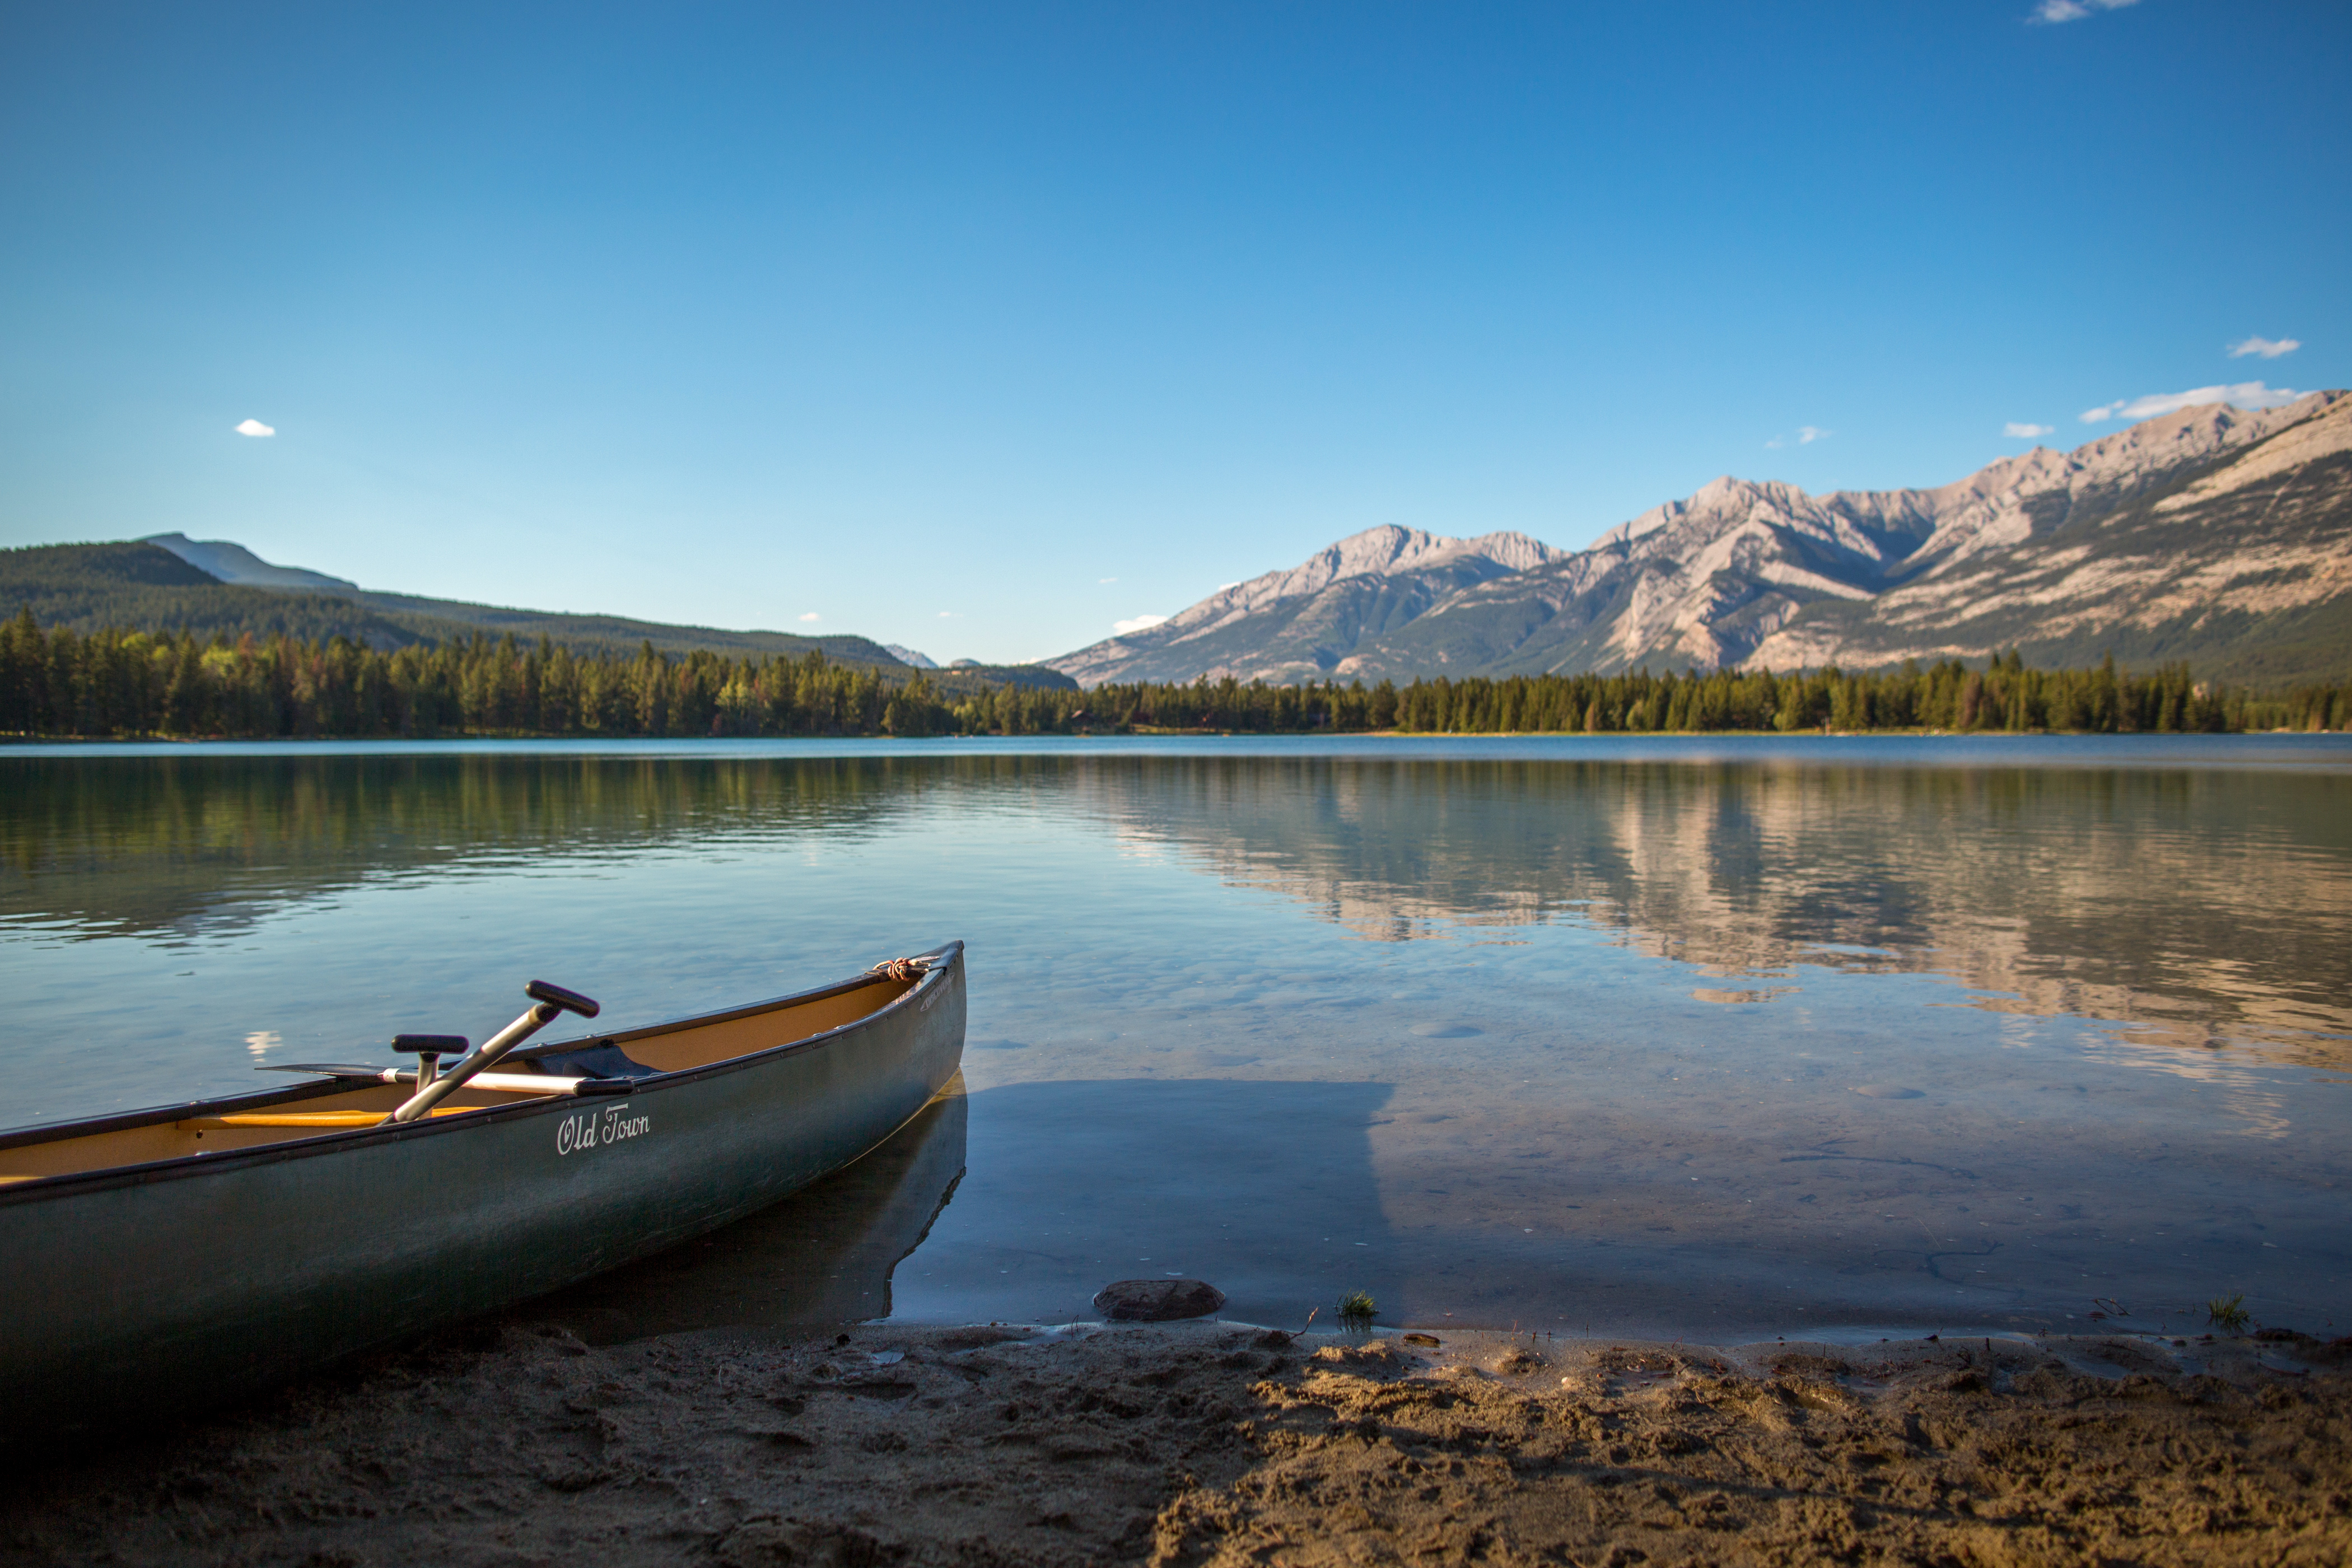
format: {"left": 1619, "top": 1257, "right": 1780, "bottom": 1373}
{"left": 1217, "top": 582, "right": 1240, "bottom": 591}
{"left": 1098, "top": 576, "right": 1118, "bottom": 584}
{"left": 234, "top": 418, "right": 276, "bottom": 437}
{"left": 1798, "top": 426, "right": 1831, "bottom": 445}
{"left": 2082, "top": 381, "right": 2304, "bottom": 423}
{"left": 1113, "top": 613, "right": 1169, "bottom": 634}
{"left": 937, "top": 610, "right": 958, "bottom": 618}
{"left": 2004, "top": 422, "right": 2056, "bottom": 438}
{"left": 2029, "top": 0, "right": 2136, "bottom": 24}
{"left": 797, "top": 612, "right": 821, "bottom": 623}
{"left": 2228, "top": 335, "right": 2300, "bottom": 360}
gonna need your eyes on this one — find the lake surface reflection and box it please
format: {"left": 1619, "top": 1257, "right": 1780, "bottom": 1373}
{"left": 3, "top": 736, "right": 2348, "bottom": 1341}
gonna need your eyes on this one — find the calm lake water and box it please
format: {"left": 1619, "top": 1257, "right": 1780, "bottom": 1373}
{"left": 4, "top": 735, "right": 2349, "bottom": 1343}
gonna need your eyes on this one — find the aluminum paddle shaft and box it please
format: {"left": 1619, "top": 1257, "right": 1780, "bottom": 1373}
{"left": 383, "top": 981, "right": 600, "bottom": 1124}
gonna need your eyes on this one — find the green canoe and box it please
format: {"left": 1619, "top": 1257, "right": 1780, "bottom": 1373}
{"left": 0, "top": 941, "right": 966, "bottom": 1433}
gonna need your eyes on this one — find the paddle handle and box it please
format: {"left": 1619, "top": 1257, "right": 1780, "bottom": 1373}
{"left": 382, "top": 1003, "right": 556, "bottom": 1124}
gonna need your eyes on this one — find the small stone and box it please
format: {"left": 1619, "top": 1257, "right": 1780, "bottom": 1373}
{"left": 1092, "top": 1278, "right": 1226, "bottom": 1322}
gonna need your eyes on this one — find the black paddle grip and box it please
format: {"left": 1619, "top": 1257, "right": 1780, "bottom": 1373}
{"left": 526, "top": 980, "right": 601, "bottom": 1019}
{"left": 392, "top": 1034, "right": 470, "bottom": 1055}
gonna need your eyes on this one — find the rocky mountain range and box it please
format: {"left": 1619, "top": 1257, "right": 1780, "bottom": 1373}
{"left": 1049, "top": 391, "right": 2352, "bottom": 687}
{"left": 1048, "top": 526, "right": 1564, "bottom": 686}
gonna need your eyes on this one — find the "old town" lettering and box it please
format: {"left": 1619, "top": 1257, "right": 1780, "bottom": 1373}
{"left": 556, "top": 1102, "right": 651, "bottom": 1156}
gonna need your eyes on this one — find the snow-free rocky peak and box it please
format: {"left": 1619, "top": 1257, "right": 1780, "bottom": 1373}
{"left": 1048, "top": 391, "right": 2352, "bottom": 688}
{"left": 1047, "top": 526, "right": 1566, "bottom": 687}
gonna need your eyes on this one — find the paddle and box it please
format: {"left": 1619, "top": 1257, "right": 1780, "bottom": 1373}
{"left": 393, "top": 1034, "right": 469, "bottom": 1090}
{"left": 258, "top": 1064, "right": 395, "bottom": 1077}
{"left": 381, "top": 981, "right": 601, "bottom": 1126}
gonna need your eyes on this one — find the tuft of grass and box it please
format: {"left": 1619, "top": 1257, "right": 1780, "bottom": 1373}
{"left": 1336, "top": 1290, "right": 1377, "bottom": 1332}
{"left": 2206, "top": 1293, "right": 2252, "bottom": 1333}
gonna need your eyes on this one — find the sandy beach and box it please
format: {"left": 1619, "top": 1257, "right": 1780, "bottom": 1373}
{"left": 4, "top": 1315, "right": 2346, "bottom": 1566}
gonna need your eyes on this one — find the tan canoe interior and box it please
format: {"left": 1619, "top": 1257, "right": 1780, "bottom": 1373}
{"left": 0, "top": 974, "right": 916, "bottom": 1186}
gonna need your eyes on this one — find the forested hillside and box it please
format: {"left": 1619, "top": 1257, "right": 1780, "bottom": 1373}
{"left": 1, "top": 539, "right": 1072, "bottom": 688}
{"left": 3, "top": 613, "right": 2340, "bottom": 739}
{"left": 0, "top": 542, "right": 438, "bottom": 648}
{"left": 0, "top": 613, "right": 1079, "bottom": 738}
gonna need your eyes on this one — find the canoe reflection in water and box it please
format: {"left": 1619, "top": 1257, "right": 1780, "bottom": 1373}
{"left": 525, "top": 1077, "right": 967, "bottom": 1342}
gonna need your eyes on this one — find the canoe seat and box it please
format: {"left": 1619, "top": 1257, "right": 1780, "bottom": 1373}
{"left": 532, "top": 1042, "right": 661, "bottom": 1080}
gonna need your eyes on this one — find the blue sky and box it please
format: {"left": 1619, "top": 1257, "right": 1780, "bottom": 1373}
{"left": 3, "top": 2, "right": 2343, "bottom": 665}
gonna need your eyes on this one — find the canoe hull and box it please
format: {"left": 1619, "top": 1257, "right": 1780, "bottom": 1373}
{"left": 0, "top": 943, "right": 965, "bottom": 1432}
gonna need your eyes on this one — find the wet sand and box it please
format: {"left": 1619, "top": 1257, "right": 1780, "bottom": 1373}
{"left": 4, "top": 1319, "right": 2346, "bottom": 1566}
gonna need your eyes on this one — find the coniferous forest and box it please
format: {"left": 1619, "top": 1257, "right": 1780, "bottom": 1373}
{"left": 1, "top": 610, "right": 2344, "bottom": 740}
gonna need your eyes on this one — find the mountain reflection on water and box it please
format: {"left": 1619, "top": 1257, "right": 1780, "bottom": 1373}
{"left": 3, "top": 739, "right": 2348, "bottom": 1338}
{"left": 0, "top": 752, "right": 936, "bottom": 940}
{"left": 6, "top": 745, "right": 2345, "bottom": 1058}
{"left": 1072, "top": 755, "right": 2352, "bottom": 1058}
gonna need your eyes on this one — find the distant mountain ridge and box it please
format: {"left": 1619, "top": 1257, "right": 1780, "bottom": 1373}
{"left": 5, "top": 538, "right": 1077, "bottom": 690}
{"left": 1048, "top": 392, "right": 2352, "bottom": 688}
{"left": 1049, "top": 525, "right": 1564, "bottom": 685}
{"left": 143, "top": 533, "right": 362, "bottom": 594}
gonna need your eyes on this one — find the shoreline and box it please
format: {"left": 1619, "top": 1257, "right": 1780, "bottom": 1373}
{"left": 7, "top": 1314, "right": 2345, "bottom": 1566}
{"left": 7, "top": 727, "right": 2350, "bottom": 750}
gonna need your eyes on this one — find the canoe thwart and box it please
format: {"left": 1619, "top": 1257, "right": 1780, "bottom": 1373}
{"left": 258, "top": 1068, "right": 626, "bottom": 1096}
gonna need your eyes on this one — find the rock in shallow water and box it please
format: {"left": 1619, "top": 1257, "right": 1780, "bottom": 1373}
{"left": 1093, "top": 1278, "right": 1226, "bottom": 1321}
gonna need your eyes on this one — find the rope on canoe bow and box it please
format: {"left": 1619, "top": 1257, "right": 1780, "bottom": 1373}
{"left": 866, "top": 956, "right": 934, "bottom": 983}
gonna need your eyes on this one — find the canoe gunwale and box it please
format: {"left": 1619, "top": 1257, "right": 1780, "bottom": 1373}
{"left": 0, "top": 940, "right": 964, "bottom": 1205}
